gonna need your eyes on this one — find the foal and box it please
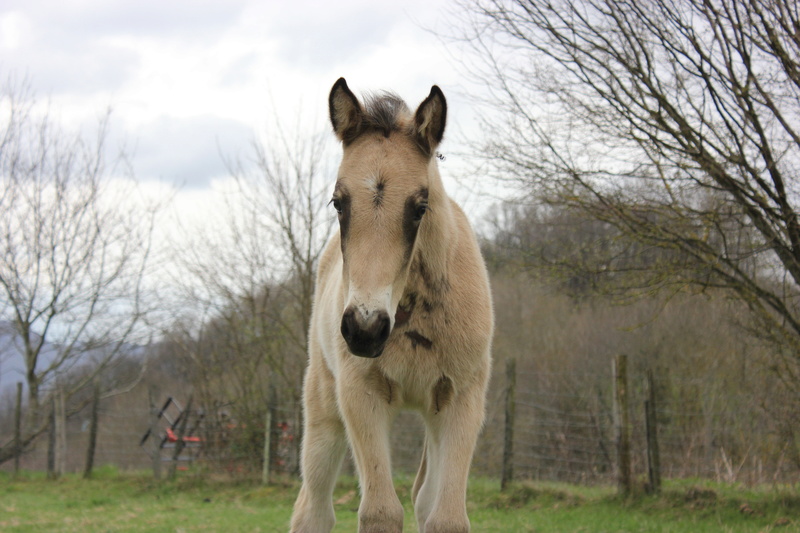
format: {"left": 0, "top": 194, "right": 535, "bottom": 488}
{"left": 290, "top": 78, "right": 493, "bottom": 533}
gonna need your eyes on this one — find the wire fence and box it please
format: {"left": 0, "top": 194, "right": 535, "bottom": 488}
{"left": 3, "top": 355, "right": 798, "bottom": 491}
{"left": 502, "top": 358, "right": 800, "bottom": 488}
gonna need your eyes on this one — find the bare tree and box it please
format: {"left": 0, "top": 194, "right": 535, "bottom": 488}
{"left": 0, "top": 76, "right": 162, "bottom": 464}
{"left": 173, "top": 110, "right": 334, "bottom": 381}
{"left": 168, "top": 110, "right": 334, "bottom": 470}
{"left": 455, "top": 0, "right": 800, "bottom": 387}
{"left": 228, "top": 117, "right": 334, "bottom": 356}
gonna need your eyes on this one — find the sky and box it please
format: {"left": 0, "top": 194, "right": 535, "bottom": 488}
{"left": 0, "top": 0, "right": 499, "bottom": 390}
{"left": 0, "top": 0, "right": 482, "bottom": 200}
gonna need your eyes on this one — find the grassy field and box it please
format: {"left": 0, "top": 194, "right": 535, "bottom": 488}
{"left": 1, "top": 467, "right": 797, "bottom": 532}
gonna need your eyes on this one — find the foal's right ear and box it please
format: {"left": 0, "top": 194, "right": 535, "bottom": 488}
{"left": 329, "top": 78, "right": 363, "bottom": 143}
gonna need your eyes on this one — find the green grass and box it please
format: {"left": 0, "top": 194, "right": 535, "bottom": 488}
{"left": 1, "top": 468, "right": 797, "bottom": 532}
{"left": 473, "top": 479, "right": 799, "bottom": 532}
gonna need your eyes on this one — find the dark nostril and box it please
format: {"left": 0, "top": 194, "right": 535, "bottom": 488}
{"left": 341, "top": 308, "right": 356, "bottom": 342}
{"left": 376, "top": 312, "right": 391, "bottom": 343}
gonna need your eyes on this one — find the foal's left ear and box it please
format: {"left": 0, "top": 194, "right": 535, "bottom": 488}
{"left": 414, "top": 85, "right": 447, "bottom": 157}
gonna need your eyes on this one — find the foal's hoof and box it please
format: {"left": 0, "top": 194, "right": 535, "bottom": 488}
{"left": 423, "top": 517, "right": 470, "bottom": 533}
{"left": 358, "top": 502, "right": 404, "bottom": 533}
{"left": 359, "top": 518, "right": 403, "bottom": 533}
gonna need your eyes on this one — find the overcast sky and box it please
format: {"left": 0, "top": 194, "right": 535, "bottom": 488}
{"left": 1, "top": 0, "right": 478, "bottom": 195}
{"left": 0, "top": 1, "right": 499, "bottom": 389}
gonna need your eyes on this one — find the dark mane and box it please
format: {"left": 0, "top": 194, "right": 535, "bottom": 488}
{"left": 361, "top": 92, "right": 411, "bottom": 138}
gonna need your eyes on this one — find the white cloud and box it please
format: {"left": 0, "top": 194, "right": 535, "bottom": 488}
{"left": 0, "top": 0, "right": 500, "bottom": 239}
{"left": 129, "top": 114, "right": 253, "bottom": 187}
{"left": 0, "top": 10, "right": 31, "bottom": 49}
{"left": 1, "top": 0, "right": 462, "bottom": 135}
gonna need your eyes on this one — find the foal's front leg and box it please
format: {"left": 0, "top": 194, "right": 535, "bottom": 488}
{"left": 416, "top": 384, "right": 486, "bottom": 533}
{"left": 339, "top": 369, "right": 403, "bottom": 533}
{"left": 291, "top": 360, "right": 348, "bottom": 533}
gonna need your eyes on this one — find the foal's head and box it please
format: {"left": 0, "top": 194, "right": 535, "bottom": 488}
{"left": 328, "top": 78, "right": 447, "bottom": 358}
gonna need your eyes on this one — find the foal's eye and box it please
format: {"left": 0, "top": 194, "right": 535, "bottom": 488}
{"left": 331, "top": 198, "right": 342, "bottom": 214}
{"left": 414, "top": 203, "right": 428, "bottom": 221}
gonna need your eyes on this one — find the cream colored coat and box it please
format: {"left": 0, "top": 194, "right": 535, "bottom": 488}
{"left": 290, "top": 79, "right": 493, "bottom": 533}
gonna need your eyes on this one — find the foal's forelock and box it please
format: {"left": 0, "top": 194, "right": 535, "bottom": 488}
{"left": 360, "top": 92, "right": 412, "bottom": 139}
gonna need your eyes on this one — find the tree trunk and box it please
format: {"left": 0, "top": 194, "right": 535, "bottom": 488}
{"left": 83, "top": 381, "right": 101, "bottom": 479}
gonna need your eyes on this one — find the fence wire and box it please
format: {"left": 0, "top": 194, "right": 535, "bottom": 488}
{"left": 507, "top": 366, "right": 799, "bottom": 486}
{"left": 2, "top": 359, "right": 798, "bottom": 488}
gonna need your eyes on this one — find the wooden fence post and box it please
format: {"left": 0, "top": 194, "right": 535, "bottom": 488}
{"left": 57, "top": 387, "right": 66, "bottom": 476}
{"left": 47, "top": 395, "right": 57, "bottom": 480}
{"left": 501, "top": 358, "right": 516, "bottom": 491}
{"left": 149, "top": 390, "right": 162, "bottom": 480}
{"left": 645, "top": 369, "right": 661, "bottom": 494}
{"left": 262, "top": 404, "right": 273, "bottom": 484}
{"left": 613, "top": 354, "right": 632, "bottom": 496}
{"left": 14, "top": 382, "right": 22, "bottom": 476}
{"left": 83, "top": 380, "right": 101, "bottom": 479}
{"left": 263, "top": 384, "right": 278, "bottom": 485}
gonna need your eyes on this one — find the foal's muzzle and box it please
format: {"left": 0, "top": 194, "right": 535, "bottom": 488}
{"left": 340, "top": 306, "right": 391, "bottom": 358}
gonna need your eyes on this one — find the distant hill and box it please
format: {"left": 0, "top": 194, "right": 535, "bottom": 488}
{"left": 0, "top": 321, "right": 59, "bottom": 395}
{"left": 0, "top": 321, "right": 146, "bottom": 396}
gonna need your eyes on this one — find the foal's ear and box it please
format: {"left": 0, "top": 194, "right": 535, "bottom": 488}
{"left": 329, "top": 78, "right": 363, "bottom": 143}
{"left": 414, "top": 85, "right": 447, "bottom": 157}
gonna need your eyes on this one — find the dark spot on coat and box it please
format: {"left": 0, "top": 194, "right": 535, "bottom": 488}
{"left": 405, "top": 331, "right": 433, "bottom": 350}
{"left": 433, "top": 376, "right": 453, "bottom": 414}
{"left": 414, "top": 259, "right": 450, "bottom": 294}
{"left": 365, "top": 366, "right": 395, "bottom": 405}
{"left": 395, "top": 293, "right": 417, "bottom": 328}
{"left": 395, "top": 307, "right": 411, "bottom": 328}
